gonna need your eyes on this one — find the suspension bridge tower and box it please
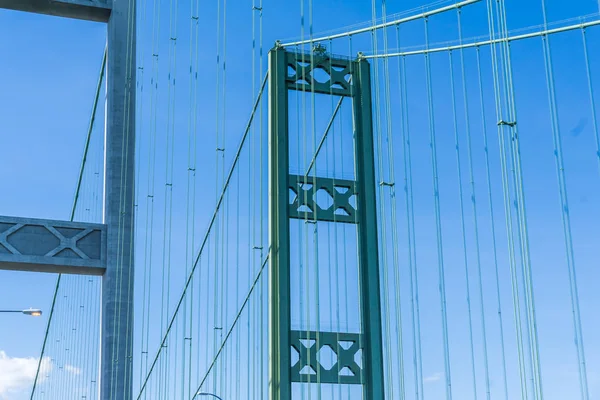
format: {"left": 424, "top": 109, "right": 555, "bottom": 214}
{"left": 0, "top": 0, "right": 136, "bottom": 399}
{"left": 268, "top": 45, "right": 385, "bottom": 399}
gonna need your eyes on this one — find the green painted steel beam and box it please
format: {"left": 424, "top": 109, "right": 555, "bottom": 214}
{"left": 353, "top": 56, "right": 386, "bottom": 399}
{"left": 268, "top": 46, "right": 292, "bottom": 400}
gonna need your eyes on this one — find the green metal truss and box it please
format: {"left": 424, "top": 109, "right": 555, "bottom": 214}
{"left": 268, "top": 45, "right": 385, "bottom": 399}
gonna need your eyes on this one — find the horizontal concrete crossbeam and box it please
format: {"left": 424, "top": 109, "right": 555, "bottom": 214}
{"left": 0, "top": 215, "right": 106, "bottom": 275}
{"left": 0, "top": 0, "right": 111, "bottom": 22}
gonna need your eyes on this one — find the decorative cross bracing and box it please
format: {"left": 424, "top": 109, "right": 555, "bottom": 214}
{"left": 288, "top": 175, "right": 358, "bottom": 223}
{"left": 285, "top": 52, "right": 354, "bottom": 97}
{"left": 290, "top": 330, "right": 364, "bottom": 384}
{"left": 0, "top": 215, "right": 106, "bottom": 275}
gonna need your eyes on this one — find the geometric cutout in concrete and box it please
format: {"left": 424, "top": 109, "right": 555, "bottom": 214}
{"left": 55, "top": 248, "right": 80, "bottom": 259}
{"left": 8, "top": 225, "right": 61, "bottom": 255}
{"left": 56, "top": 227, "right": 84, "bottom": 239}
{"left": 77, "top": 229, "right": 102, "bottom": 260}
{"left": 0, "top": 222, "right": 12, "bottom": 234}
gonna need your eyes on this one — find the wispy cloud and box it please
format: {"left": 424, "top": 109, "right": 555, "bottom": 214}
{"left": 0, "top": 350, "right": 51, "bottom": 399}
{"left": 64, "top": 364, "right": 81, "bottom": 375}
{"left": 423, "top": 372, "right": 442, "bottom": 384}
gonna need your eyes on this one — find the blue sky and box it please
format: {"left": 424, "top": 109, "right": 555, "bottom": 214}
{"left": 1, "top": 0, "right": 600, "bottom": 399}
{"left": 0, "top": 11, "right": 106, "bottom": 399}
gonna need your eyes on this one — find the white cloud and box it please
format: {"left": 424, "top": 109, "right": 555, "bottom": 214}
{"left": 64, "top": 364, "right": 81, "bottom": 375}
{"left": 424, "top": 372, "right": 442, "bottom": 383}
{"left": 0, "top": 350, "right": 51, "bottom": 399}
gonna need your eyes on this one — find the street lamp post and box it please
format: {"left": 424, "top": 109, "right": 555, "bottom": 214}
{"left": 197, "top": 393, "right": 223, "bottom": 400}
{"left": 0, "top": 308, "right": 43, "bottom": 316}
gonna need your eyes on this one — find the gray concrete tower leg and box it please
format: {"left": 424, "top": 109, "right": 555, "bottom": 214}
{"left": 101, "top": 0, "right": 136, "bottom": 399}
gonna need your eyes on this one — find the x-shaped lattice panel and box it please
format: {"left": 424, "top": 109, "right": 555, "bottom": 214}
{"left": 286, "top": 52, "right": 354, "bottom": 97}
{"left": 0, "top": 215, "right": 106, "bottom": 274}
{"left": 288, "top": 175, "right": 358, "bottom": 224}
{"left": 291, "top": 330, "right": 363, "bottom": 385}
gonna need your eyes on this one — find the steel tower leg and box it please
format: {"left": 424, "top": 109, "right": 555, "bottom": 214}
{"left": 268, "top": 47, "right": 292, "bottom": 400}
{"left": 101, "top": 0, "right": 136, "bottom": 399}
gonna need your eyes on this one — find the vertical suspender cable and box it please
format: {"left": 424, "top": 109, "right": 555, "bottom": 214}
{"left": 387, "top": 3, "right": 408, "bottom": 399}
{"left": 233, "top": 134, "right": 240, "bottom": 400}
{"left": 475, "top": 45, "right": 509, "bottom": 400}
{"left": 331, "top": 38, "right": 343, "bottom": 399}
{"left": 184, "top": 0, "right": 201, "bottom": 395}
{"left": 539, "top": 2, "right": 589, "bottom": 398}
{"left": 326, "top": 37, "right": 337, "bottom": 399}
{"left": 456, "top": 9, "right": 493, "bottom": 399}
{"left": 496, "top": 2, "right": 544, "bottom": 397}
{"left": 368, "top": 0, "right": 383, "bottom": 395}
{"left": 396, "top": 25, "right": 425, "bottom": 400}
{"left": 380, "top": 2, "right": 404, "bottom": 398}
{"left": 212, "top": 0, "right": 223, "bottom": 390}
{"left": 258, "top": 1, "right": 266, "bottom": 396}
{"left": 308, "top": 0, "right": 323, "bottom": 395}
{"left": 141, "top": 0, "right": 162, "bottom": 392}
{"left": 485, "top": 1, "right": 531, "bottom": 397}
{"left": 298, "top": 3, "right": 313, "bottom": 397}
{"left": 345, "top": 36, "right": 353, "bottom": 400}
{"left": 135, "top": 0, "right": 148, "bottom": 389}
{"left": 161, "top": 0, "right": 178, "bottom": 391}
{"left": 250, "top": 2, "right": 257, "bottom": 397}
{"left": 448, "top": 48, "right": 479, "bottom": 399}
{"left": 424, "top": 16, "right": 453, "bottom": 400}
{"left": 294, "top": 39, "right": 304, "bottom": 399}
{"left": 219, "top": 0, "right": 229, "bottom": 394}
